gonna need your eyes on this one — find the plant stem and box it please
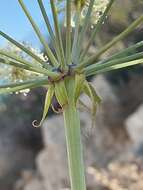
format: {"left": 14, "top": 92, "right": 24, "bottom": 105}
{"left": 63, "top": 103, "right": 86, "bottom": 190}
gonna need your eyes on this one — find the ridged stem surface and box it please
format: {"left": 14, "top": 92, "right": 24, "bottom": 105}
{"left": 63, "top": 103, "right": 86, "bottom": 190}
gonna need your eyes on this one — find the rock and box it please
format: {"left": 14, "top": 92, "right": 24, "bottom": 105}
{"left": 86, "top": 76, "right": 130, "bottom": 162}
{"left": 87, "top": 157, "right": 143, "bottom": 190}
{"left": 0, "top": 89, "right": 43, "bottom": 190}
{"left": 23, "top": 179, "right": 44, "bottom": 190}
{"left": 37, "top": 145, "right": 68, "bottom": 190}
{"left": 126, "top": 104, "right": 143, "bottom": 150}
{"left": 14, "top": 170, "right": 45, "bottom": 190}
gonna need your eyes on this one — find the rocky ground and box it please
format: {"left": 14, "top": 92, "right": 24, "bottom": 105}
{"left": 0, "top": 89, "right": 44, "bottom": 190}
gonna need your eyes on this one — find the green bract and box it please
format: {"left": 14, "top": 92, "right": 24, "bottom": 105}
{"left": 0, "top": 1, "right": 143, "bottom": 190}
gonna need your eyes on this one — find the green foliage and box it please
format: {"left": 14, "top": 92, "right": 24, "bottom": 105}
{"left": 0, "top": 1, "right": 143, "bottom": 189}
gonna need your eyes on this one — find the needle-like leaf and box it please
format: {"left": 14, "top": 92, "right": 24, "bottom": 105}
{"left": 95, "top": 41, "right": 143, "bottom": 66}
{"left": 85, "top": 52, "right": 143, "bottom": 74}
{"left": 37, "top": 0, "right": 56, "bottom": 44}
{"left": 71, "top": 2, "right": 81, "bottom": 64}
{"left": 79, "top": 14, "right": 143, "bottom": 68}
{"left": 18, "top": 0, "right": 59, "bottom": 67}
{"left": 0, "top": 49, "right": 42, "bottom": 68}
{"left": 32, "top": 84, "right": 54, "bottom": 127}
{"left": 50, "top": 0, "right": 65, "bottom": 69}
{"left": 86, "top": 58, "right": 143, "bottom": 76}
{"left": 0, "top": 79, "right": 47, "bottom": 94}
{"left": 0, "top": 31, "right": 49, "bottom": 67}
{"left": 80, "top": 0, "right": 115, "bottom": 61}
{"left": 66, "top": 0, "right": 72, "bottom": 65}
{"left": 77, "top": 0, "right": 95, "bottom": 57}
{"left": 37, "top": 0, "right": 61, "bottom": 62}
{"left": 0, "top": 77, "right": 48, "bottom": 89}
{"left": 0, "top": 57, "right": 59, "bottom": 77}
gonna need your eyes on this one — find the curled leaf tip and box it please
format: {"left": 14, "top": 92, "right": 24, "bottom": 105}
{"left": 51, "top": 103, "right": 63, "bottom": 114}
{"left": 32, "top": 120, "right": 41, "bottom": 128}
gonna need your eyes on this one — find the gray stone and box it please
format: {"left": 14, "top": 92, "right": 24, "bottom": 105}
{"left": 126, "top": 104, "right": 143, "bottom": 148}
{"left": 14, "top": 170, "right": 45, "bottom": 190}
{"left": 0, "top": 90, "right": 43, "bottom": 190}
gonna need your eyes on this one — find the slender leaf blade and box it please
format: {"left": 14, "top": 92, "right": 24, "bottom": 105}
{"left": 18, "top": 0, "right": 59, "bottom": 67}
{"left": 32, "top": 85, "right": 54, "bottom": 127}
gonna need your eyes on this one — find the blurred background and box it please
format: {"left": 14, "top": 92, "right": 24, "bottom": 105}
{"left": 0, "top": 0, "right": 143, "bottom": 189}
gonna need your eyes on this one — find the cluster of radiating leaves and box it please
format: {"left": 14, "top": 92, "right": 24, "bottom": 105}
{"left": 0, "top": 0, "right": 143, "bottom": 127}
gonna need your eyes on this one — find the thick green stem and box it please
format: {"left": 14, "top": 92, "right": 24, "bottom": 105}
{"left": 63, "top": 104, "right": 86, "bottom": 190}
